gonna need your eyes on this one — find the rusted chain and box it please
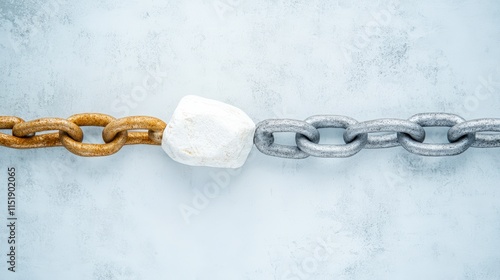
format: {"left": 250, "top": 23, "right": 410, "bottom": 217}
{"left": 60, "top": 113, "right": 128, "bottom": 157}
{"left": 0, "top": 114, "right": 166, "bottom": 157}
{"left": 102, "top": 116, "right": 165, "bottom": 145}
{"left": 1, "top": 116, "right": 63, "bottom": 148}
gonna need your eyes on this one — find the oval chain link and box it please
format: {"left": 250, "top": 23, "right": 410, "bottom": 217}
{"left": 295, "top": 115, "right": 367, "bottom": 158}
{"left": 397, "top": 113, "right": 475, "bottom": 156}
{"left": 0, "top": 117, "right": 61, "bottom": 148}
{"left": 60, "top": 113, "right": 128, "bottom": 157}
{"left": 254, "top": 119, "right": 320, "bottom": 159}
{"left": 344, "top": 119, "right": 426, "bottom": 148}
{"left": 102, "top": 116, "right": 166, "bottom": 145}
{"left": 448, "top": 118, "right": 500, "bottom": 148}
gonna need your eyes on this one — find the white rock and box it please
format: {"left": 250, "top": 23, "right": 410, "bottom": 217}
{"left": 162, "top": 95, "right": 255, "bottom": 168}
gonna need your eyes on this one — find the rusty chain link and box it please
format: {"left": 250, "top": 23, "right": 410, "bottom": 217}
{"left": 0, "top": 114, "right": 166, "bottom": 157}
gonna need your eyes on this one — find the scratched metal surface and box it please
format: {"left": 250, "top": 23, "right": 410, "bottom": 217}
{"left": 1, "top": 0, "right": 500, "bottom": 279}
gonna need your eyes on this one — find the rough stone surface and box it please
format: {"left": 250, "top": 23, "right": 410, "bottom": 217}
{"left": 162, "top": 95, "right": 255, "bottom": 168}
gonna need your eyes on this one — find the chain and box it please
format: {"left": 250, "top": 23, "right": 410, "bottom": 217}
{"left": 3, "top": 112, "right": 500, "bottom": 159}
{"left": 0, "top": 114, "right": 166, "bottom": 157}
{"left": 254, "top": 113, "right": 500, "bottom": 158}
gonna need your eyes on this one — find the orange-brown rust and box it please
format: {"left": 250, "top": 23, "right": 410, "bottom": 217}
{"left": 1, "top": 116, "right": 62, "bottom": 148}
{"left": 0, "top": 132, "right": 62, "bottom": 148}
{"left": 59, "top": 113, "right": 128, "bottom": 157}
{"left": 0, "top": 114, "right": 166, "bottom": 156}
{"left": 0, "top": 116, "right": 24, "bottom": 129}
{"left": 13, "top": 117, "right": 84, "bottom": 141}
{"left": 102, "top": 116, "right": 166, "bottom": 145}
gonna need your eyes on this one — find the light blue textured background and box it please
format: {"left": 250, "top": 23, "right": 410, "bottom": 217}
{"left": 1, "top": 0, "right": 500, "bottom": 279}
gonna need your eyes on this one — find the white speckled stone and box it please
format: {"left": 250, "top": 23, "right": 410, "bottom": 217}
{"left": 162, "top": 95, "right": 255, "bottom": 168}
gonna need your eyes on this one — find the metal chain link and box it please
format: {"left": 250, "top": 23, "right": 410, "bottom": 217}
{"left": 254, "top": 113, "right": 500, "bottom": 159}
{"left": 397, "top": 113, "right": 475, "bottom": 156}
{"left": 253, "top": 119, "right": 320, "bottom": 159}
{"left": 0, "top": 114, "right": 166, "bottom": 157}
{"left": 295, "top": 115, "right": 367, "bottom": 158}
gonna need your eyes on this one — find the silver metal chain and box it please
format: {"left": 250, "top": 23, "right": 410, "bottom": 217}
{"left": 253, "top": 113, "right": 500, "bottom": 158}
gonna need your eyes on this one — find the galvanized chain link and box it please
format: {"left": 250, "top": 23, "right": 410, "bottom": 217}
{"left": 254, "top": 113, "right": 500, "bottom": 159}
{"left": 0, "top": 114, "right": 166, "bottom": 157}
